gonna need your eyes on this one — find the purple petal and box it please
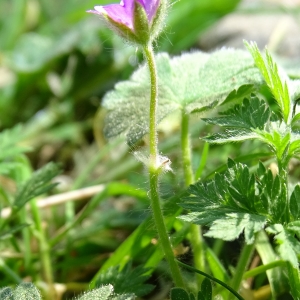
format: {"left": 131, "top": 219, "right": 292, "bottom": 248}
{"left": 87, "top": 0, "right": 160, "bottom": 31}
{"left": 137, "top": 0, "right": 160, "bottom": 22}
{"left": 87, "top": 0, "right": 135, "bottom": 30}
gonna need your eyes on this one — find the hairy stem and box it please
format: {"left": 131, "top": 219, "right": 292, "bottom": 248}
{"left": 143, "top": 44, "right": 184, "bottom": 288}
{"left": 181, "top": 110, "right": 205, "bottom": 287}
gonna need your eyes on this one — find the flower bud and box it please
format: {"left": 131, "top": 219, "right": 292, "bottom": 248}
{"left": 87, "top": 0, "right": 167, "bottom": 46}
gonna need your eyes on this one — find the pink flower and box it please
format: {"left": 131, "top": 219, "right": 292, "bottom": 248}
{"left": 87, "top": 0, "right": 166, "bottom": 45}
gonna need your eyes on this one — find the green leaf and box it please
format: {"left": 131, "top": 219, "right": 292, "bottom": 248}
{"left": 0, "top": 124, "right": 30, "bottom": 164}
{"left": 245, "top": 41, "right": 292, "bottom": 124}
{"left": 197, "top": 291, "right": 205, "bottom": 300}
{"left": 289, "top": 185, "right": 300, "bottom": 221}
{"left": 204, "top": 212, "right": 266, "bottom": 244}
{"left": 201, "top": 278, "right": 212, "bottom": 300}
{"left": 14, "top": 162, "right": 61, "bottom": 210}
{"left": 266, "top": 224, "right": 300, "bottom": 268}
{"left": 95, "top": 263, "right": 154, "bottom": 297}
{"left": 103, "top": 49, "right": 261, "bottom": 145}
{"left": 179, "top": 161, "right": 267, "bottom": 244}
{"left": 203, "top": 97, "right": 271, "bottom": 143}
{"left": 170, "top": 288, "right": 190, "bottom": 300}
{"left": 257, "top": 122, "right": 291, "bottom": 161}
{"left": 256, "top": 163, "right": 287, "bottom": 223}
{"left": 0, "top": 224, "right": 29, "bottom": 241}
{"left": 13, "top": 283, "right": 41, "bottom": 300}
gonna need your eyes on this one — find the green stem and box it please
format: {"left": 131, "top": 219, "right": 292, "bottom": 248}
{"left": 0, "top": 257, "right": 22, "bottom": 284}
{"left": 181, "top": 111, "right": 194, "bottom": 185}
{"left": 228, "top": 242, "right": 255, "bottom": 300}
{"left": 243, "top": 260, "right": 286, "bottom": 279}
{"left": 181, "top": 110, "right": 205, "bottom": 287}
{"left": 143, "top": 44, "right": 184, "bottom": 288}
{"left": 177, "top": 260, "right": 244, "bottom": 300}
{"left": 30, "top": 200, "right": 56, "bottom": 299}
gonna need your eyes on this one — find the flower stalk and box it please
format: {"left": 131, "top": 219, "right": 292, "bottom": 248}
{"left": 143, "top": 44, "right": 184, "bottom": 288}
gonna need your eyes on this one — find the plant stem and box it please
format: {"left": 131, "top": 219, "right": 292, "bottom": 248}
{"left": 228, "top": 242, "right": 255, "bottom": 300}
{"left": 181, "top": 111, "right": 194, "bottom": 185}
{"left": 143, "top": 44, "right": 184, "bottom": 288}
{"left": 30, "top": 200, "right": 56, "bottom": 299}
{"left": 181, "top": 110, "right": 205, "bottom": 287}
{"left": 0, "top": 257, "right": 22, "bottom": 284}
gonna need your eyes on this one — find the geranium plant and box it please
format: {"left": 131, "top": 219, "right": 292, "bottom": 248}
{"left": 1, "top": 0, "right": 300, "bottom": 299}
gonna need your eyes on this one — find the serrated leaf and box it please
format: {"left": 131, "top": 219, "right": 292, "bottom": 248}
{"left": 179, "top": 161, "right": 267, "bottom": 244}
{"left": 258, "top": 122, "right": 291, "bottom": 161}
{"left": 14, "top": 283, "right": 41, "bottom": 300}
{"left": 266, "top": 224, "right": 300, "bottom": 268}
{"left": 256, "top": 167, "right": 287, "bottom": 223}
{"left": 14, "top": 162, "right": 61, "bottom": 210}
{"left": 95, "top": 263, "right": 154, "bottom": 297}
{"left": 203, "top": 97, "right": 271, "bottom": 144}
{"left": 203, "top": 129, "right": 257, "bottom": 144}
{"left": 205, "top": 212, "right": 266, "bottom": 244}
{"left": 245, "top": 41, "right": 292, "bottom": 124}
{"left": 103, "top": 49, "right": 261, "bottom": 145}
{"left": 170, "top": 288, "right": 190, "bottom": 300}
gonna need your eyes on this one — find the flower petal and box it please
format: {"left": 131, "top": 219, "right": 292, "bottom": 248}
{"left": 137, "top": 0, "right": 160, "bottom": 22}
{"left": 87, "top": 0, "right": 135, "bottom": 30}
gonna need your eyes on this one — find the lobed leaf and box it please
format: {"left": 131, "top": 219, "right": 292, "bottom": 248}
{"left": 203, "top": 97, "right": 272, "bottom": 144}
{"left": 179, "top": 160, "right": 268, "bottom": 244}
{"left": 103, "top": 50, "right": 261, "bottom": 145}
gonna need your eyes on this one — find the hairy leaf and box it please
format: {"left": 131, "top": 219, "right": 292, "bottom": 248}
{"left": 95, "top": 263, "right": 154, "bottom": 297}
{"left": 77, "top": 285, "right": 114, "bottom": 300}
{"left": 0, "top": 287, "right": 14, "bottom": 300}
{"left": 266, "top": 224, "right": 300, "bottom": 268}
{"left": 14, "top": 283, "right": 41, "bottom": 300}
{"left": 14, "top": 162, "right": 61, "bottom": 210}
{"left": 203, "top": 97, "right": 271, "bottom": 143}
{"left": 245, "top": 41, "right": 292, "bottom": 123}
{"left": 103, "top": 50, "right": 261, "bottom": 145}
